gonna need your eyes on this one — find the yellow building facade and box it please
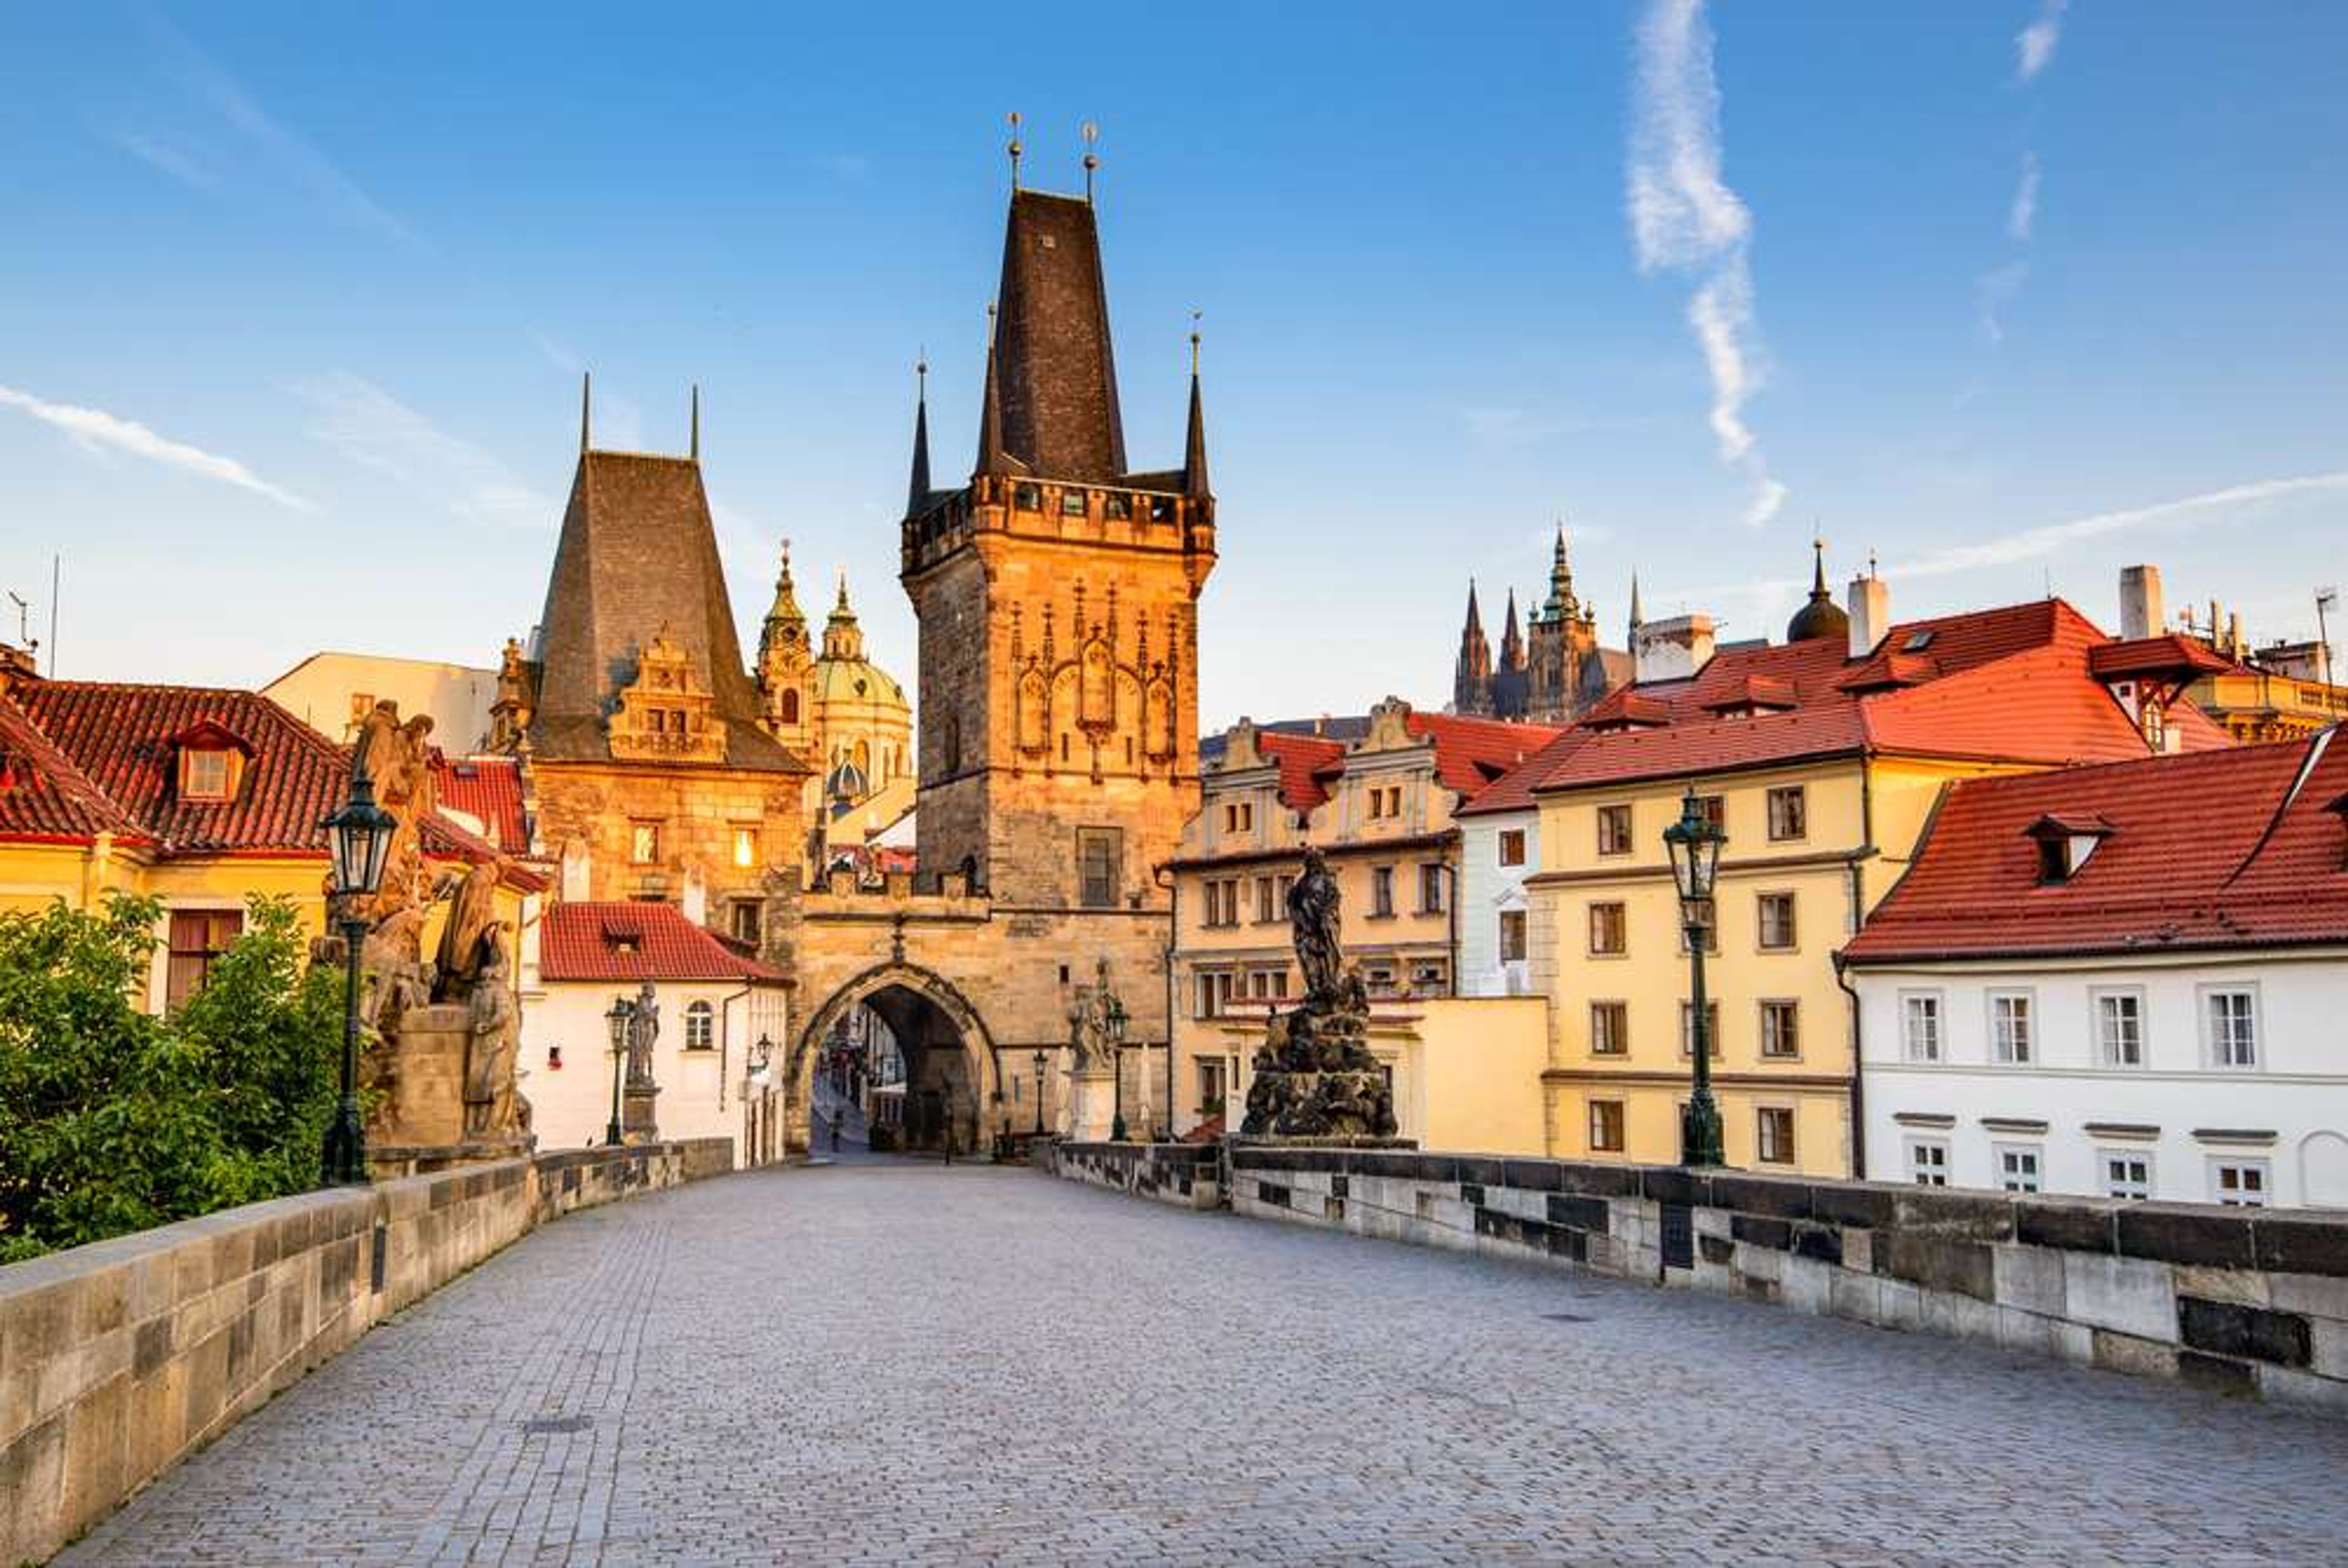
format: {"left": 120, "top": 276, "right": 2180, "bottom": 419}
{"left": 1517, "top": 586, "right": 2237, "bottom": 1178}
{"left": 1170, "top": 699, "right": 1560, "bottom": 1135}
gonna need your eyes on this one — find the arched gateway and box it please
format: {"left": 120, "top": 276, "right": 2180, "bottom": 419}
{"left": 792, "top": 960, "right": 999, "bottom": 1154}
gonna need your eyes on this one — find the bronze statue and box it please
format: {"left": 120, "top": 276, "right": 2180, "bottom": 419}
{"left": 1288, "top": 846, "right": 1343, "bottom": 1003}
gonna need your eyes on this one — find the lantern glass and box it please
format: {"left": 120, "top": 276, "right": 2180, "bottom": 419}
{"left": 607, "top": 998, "right": 632, "bottom": 1053}
{"left": 325, "top": 779, "right": 397, "bottom": 900}
{"left": 1663, "top": 789, "right": 1726, "bottom": 910}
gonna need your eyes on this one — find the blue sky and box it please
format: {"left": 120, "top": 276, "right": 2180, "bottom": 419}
{"left": 2, "top": 1, "right": 2344, "bottom": 726}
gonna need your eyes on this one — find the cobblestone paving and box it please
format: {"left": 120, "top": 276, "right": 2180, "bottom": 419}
{"left": 64, "top": 1164, "right": 2348, "bottom": 1567}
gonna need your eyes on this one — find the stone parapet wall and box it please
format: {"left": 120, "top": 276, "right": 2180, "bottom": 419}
{"left": 1055, "top": 1141, "right": 1221, "bottom": 1210}
{"left": 1117, "top": 1144, "right": 2348, "bottom": 1416}
{"left": 0, "top": 1138, "right": 733, "bottom": 1564}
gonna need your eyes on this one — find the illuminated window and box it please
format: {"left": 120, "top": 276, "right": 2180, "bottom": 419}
{"left": 180, "top": 749, "right": 233, "bottom": 801}
{"left": 630, "top": 822, "right": 661, "bottom": 864}
{"left": 731, "top": 826, "right": 760, "bottom": 869}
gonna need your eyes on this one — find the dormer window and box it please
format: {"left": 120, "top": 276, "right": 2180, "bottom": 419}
{"left": 2025, "top": 813, "right": 2114, "bottom": 885}
{"left": 1903, "top": 630, "right": 1935, "bottom": 652}
{"left": 171, "top": 719, "right": 253, "bottom": 804}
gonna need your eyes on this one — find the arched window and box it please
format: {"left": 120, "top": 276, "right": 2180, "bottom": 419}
{"left": 854, "top": 738, "right": 870, "bottom": 774}
{"left": 685, "top": 1001, "right": 715, "bottom": 1050}
{"left": 780, "top": 688, "right": 800, "bottom": 726}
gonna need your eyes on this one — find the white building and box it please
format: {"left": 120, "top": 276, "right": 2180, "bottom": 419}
{"left": 1844, "top": 726, "right": 2348, "bottom": 1207}
{"left": 1453, "top": 729, "right": 1578, "bottom": 996}
{"left": 262, "top": 650, "right": 500, "bottom": 749}
{"left": 524, "top": 900, "right": 791, "bottom": 1163}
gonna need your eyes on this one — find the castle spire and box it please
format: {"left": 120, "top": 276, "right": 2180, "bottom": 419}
{"left": 1628, "top": 572, "right": 1644, "bottom": 644}
{"left": 689, "top": 384, "right": 700, "bottom": 462}
{"left": 1183, "top": 316, "right": 1210, "bottom": 501}
{"left": 1501, "top": 587, "right": 1526, "bottom": 671}
{"left": 1543, "top": 521, "right": 1579, "bottom": 623}
{"left": 579, "top": 371, "right": 591, "bottom": 454}
{"left": 907, "top": 355, "right": 932, "bottom": 514}
{"left": 1453, "top": 580, "right": 1494, "bottom": 715}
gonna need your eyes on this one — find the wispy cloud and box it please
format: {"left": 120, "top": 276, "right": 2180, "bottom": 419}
{"left": 1977, "top": 261, "right": 2029, "bottom": 344}
{"left": 2015, "top": 0, "right": 2067, "bottom": 84}
{"left": 1625, "top": 0, "right": 1784, "bottom": 526}
{"left": 1668, "top": 471, "right": 2348, "bottom": 609}
{"left": 531, "top": 333, "right": 583, "bottom": 376}
{"left": 0, "top": 381, "right": 312, "bottom": 510}
{"left": 111, "top": 130, "right": 216, "bottom": 191}
{"left": 144, "top": 15, "right": 426, "bottom": 253}
{"left": 290, "top": 372, "right": 549, "bottom": 528}
{"left": 2007, "top": 150, "right": 2040, "bottom": 242}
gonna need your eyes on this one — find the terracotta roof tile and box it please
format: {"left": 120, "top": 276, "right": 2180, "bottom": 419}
{"left": 0, "top": 693, "right": 144, "bottom": 842}
{"left": 1403, "top": 712, "right": 1566, "bottom": 799}
{"left": 540, "top": 900, "right": 788, "bottom": 983}
{"left": 432, "top": 753, "right": 529, "bottom": 853}
{"left": 1257, "top": 730, "right": 1346, "bottom": 813}
{"left": 1844, "top": 729, "right": 2348, "bottom": 961}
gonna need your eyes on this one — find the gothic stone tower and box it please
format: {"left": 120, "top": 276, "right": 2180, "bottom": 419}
{"left": 1452, "top": 582, "right": 1494, "bottom": 716}
{"left": 901, "top": 186, "right": 1215, "bottom": 909}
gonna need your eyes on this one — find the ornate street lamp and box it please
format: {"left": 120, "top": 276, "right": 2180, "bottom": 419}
{"left": 605, "top": 996, "right": 632, "bottom": 1147}
{"left": 1031, "top": 1047, "right": 1048, "bottom": 1137}
{"left": 1663, "top": 787, "right": 1727, "bottom": 1167}
{"left": 1107, "top": 991, "right": 1131, "bottom": 1142}
{"left": 319, "top": 753, "right": 396, "bottom": 1187}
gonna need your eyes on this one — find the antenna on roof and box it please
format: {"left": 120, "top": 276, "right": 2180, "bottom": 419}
{"left": 1007, "top": 111, "right": 1023, "bottom": 191}
{"left": 580, "top": 372, "right": 592, "bottom": 454}
{"left": 689, "top": 385, "right": 700, "bottom": 461}
{"left": 1082, "top": 120, "right": 1100, "bottom": 204}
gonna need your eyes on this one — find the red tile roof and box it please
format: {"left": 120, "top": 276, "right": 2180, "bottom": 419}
{"left": 540, "top": 900, "right": 788, "bottom": 983}
{"left": 1257, "top": 729, "right": 1346, "bottom": 813}
{"left": 1842, "top": 728, "right": 2348, "bottom": 962}
{"left": 432, "top": 753, "right": 529, "bottom": 853}
{"left": 1525, "top": 598, "right": 2229, "bottom": 795}
{"left": 0, "top": 679, "right": 542, "bottom": 888}
{"left": 2085, "top": 633, "right": 2234, "bottom": 683}
{"left": 1405, "top": 712, "right": 1566, "bottom": 799}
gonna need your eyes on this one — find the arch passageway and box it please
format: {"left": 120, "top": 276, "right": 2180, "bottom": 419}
{"left": 794, "top": 963, "right": 997, "bottom": 1155}
{"left": 61, "top": 1166, "right": 2348, "bottom": 1565}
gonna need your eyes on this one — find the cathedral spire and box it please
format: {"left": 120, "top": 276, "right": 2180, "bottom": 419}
{"left": 1543, "top": 521, "right": 1580, "bottom": 624}
{"left": 1453, "top": 580, "right": 1494, "bottom": 715}
{"left": 758, "top": 539, "right": 808, "bottom": 666}
{"left": 907, "top": 356, "right": 932, "bottom": 514}
{"left": 1628, "top": 572, "right": 1644, "bottom": 645}
{"left": 1183, "top": 318, "right": 1211, "bottom": 501}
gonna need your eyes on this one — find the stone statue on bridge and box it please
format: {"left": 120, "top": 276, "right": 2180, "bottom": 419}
{"left": 1239, "top": 844, "right": 1400, "bottom": 1143}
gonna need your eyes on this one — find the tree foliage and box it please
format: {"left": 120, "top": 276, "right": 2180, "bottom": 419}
{"left": 0, "top": 893, "right": 342, "bottom": 1262}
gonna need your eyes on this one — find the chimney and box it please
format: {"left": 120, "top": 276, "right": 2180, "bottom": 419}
{"left": 2119, "top": 565, "right": 2163, "bottom": 641}
{"left": 1632, "top": 614, "right": 1716, "bottom": 683}
{"left": 1847, "top": 575, "right": 1890, "bottom": 660}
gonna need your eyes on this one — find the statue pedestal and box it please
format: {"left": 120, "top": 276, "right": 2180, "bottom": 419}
{"left": 1066, "top": 1067, "right": 1117, "bottom": 1143}
{"left": 368, "top": 1003, "right": 470, "bottom": 1148}
{"left": 622, "top": 1084, "right": 661, "bottom": 1143}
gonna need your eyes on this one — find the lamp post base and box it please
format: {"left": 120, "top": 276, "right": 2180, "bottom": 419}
{"left": 1680, "top": 1095, "right": 1725, "bottom": 1168}
{"left": 320, "top": 1101, "right": 369, "bottom": 1187}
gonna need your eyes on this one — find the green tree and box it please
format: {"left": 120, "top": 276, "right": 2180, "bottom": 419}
{"left": 0, "top": 893, "right": 342, "bottom": 1262}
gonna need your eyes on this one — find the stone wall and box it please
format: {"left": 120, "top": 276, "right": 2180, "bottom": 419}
{"left": 1055, "top": 1141, "right": 1221, "bottom": 1210}
{"left": 0, "top": 1138, "right": 732, "bottom": 1564}
{"left": 1055, "top": 1143, "right": 2348, "bottom": 1416}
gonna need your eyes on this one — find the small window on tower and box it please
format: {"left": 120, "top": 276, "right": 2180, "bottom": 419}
{"left": 1060, "top": 490, "right": 1088, "bottom": 517}
{"left": 1104, "top": 495, "right": 1131, "bottom": 521}
{"left": 1014, "top": 484, "right": 1041, "bottom": 511}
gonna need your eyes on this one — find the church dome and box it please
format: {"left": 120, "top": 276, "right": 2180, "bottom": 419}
{"left": 815, "top": 658, "right": 906, "bottom": 707}
{"left": 1785, "top": 540, "right": 1849, "bottom": 644}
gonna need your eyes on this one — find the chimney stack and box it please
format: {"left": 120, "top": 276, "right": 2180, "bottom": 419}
{"left": 2119, "top": 564, "right": 2164, "bottom": 641}
{"left": 1632, "top": 614, "right": 1716, "bottom": 683}
{"left": 1847, "top": 575, "right": 1890, "bottom": 660}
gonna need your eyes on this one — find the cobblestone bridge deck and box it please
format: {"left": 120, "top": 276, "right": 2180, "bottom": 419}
{"left": 64, "top": 1161, "right": 2348, "bottom": 1567}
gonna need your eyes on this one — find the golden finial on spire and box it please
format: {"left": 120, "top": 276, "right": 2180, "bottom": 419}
{"left": 1082, "top": 120, "right": 1100, "bottom": 204}
{"left": 1007, "top": 111, "right": 1023, "bottom": 190}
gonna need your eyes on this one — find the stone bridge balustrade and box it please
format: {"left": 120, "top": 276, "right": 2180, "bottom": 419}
{"left": 1052, "top": 1141, "right": 2348, "bottom": 1415}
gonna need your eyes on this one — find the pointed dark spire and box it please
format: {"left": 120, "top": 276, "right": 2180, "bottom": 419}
{"left": 1628, "top": 572, "right": 1644, "bottom": 642}
{"left": 975, "top": 306, "right": 1010, "bottom": 477}
{"left": 1501, "top": 587, "right": 1526, "bottom": 670}
{"left": 1811, "top": 536, "right": 1829, "bottom": 598}
{"left": 1183, "top": 319, "right": 1210, "bottom": 501}
{"left": 579, "top": 372, "right": 591, "bottom": 454}
{"left": 1786, "top": 537, "right": 1851, "bottom": 643}
{"left": 907, "top": 356, "right": 932, "bottom": 514}
{"left": 1453, "top": 580, "right": 1495, "bottom": 715}
{"left": 689, "top": 385, "right": 700, "bottom": 462}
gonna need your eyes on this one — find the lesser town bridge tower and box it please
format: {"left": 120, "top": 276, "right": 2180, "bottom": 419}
{"left": 783, "top": 172, "right": 1216, "bottom": 1152}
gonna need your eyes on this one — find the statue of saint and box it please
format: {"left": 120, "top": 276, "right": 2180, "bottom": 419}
{"left": 1287, "top": 845, "right": 1345, "bottom": 1004}
{"left": 1063, "top": 959, "right": 1115, "bottom": 1072}
{"left": 463, "top": 926, "right": 524, "bottom": 1138}
{"left": 626, "top": 981, "right": 660, "bottom": 1089}
{"left": 432, "top": 859, "right": 503, "bottom": 1004}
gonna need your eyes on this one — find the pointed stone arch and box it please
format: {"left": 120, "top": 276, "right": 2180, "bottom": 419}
{"left": 789, "top": 961, "right": 1001, "bottom": 1152}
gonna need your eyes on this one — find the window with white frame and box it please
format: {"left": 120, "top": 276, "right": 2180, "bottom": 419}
{"left": 1906, "top": 1138, "right": 1950, "bottom": 1187}
{"left": 2099, "top": 1149, "right": 2154, "bottom": 1201}
{"left": 684, "top": 1000, "right": 715, "bottom": 1050}
{"left": 1994, "top": 1143, "right": 2042, "bottom": 1194}
{"left": 2094, "top": 989, "right": 2146, "bottom": 1067}
{"left": 1901, "top": 992, "right": 1943, "bottom": 1062}
{"left": 2211, "top": 1157, "right": 2270, "bottom": 1207}
{"left": 1756, "top": 1107, "right": 1796, "bottom": 1165}
{"left": 2204, "top": 988, "right": 2259, "bottom": 1069}
{"left": 1989, "top": 990, "right": 2034, "bottom": 1065}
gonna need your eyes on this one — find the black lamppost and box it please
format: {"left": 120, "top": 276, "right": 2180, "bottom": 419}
{"left": 605, "top": 996, "right": 632, "bottom": 1146}
{"left": 1031, "top": 1048, "right": 1047, "bottom": 1136}
{"left": 319, "top": 753, "right": 396, "bottom": 1187}
{"left": 1663, "top": 787, "right": 1727, "bottom": 1167}
{"left": 1107, "top": 992, "right": 1131, "bottom": 1142}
